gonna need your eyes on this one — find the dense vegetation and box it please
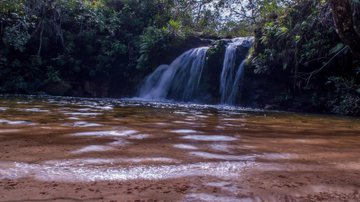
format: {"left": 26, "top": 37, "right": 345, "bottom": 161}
{"left": 1, "top": 0, "right": 172, "bottom": 96}
{"left": 247, "top": 0, "right": 360, "bottom": 115}
{"left": 1, "top": 0, "right": 359, "bottom": 115}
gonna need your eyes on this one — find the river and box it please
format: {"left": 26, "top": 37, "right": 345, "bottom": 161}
{"left": 0, "top": 95, "right": 359, "bottom": 201}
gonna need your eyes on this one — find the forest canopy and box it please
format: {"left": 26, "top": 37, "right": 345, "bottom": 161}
{"left": 1, "top": 0, "right": 360, "bottom": 115}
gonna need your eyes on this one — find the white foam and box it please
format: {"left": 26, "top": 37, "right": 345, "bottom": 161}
{"left": 0, "top": 107, "right": 8, "bottom": 111}
{"left": 71, "top": 145, "right": 114, "bottom": 154}
{"left": 64, "top": 121, "right": 103, "bottom": 127}
{"left": 0, "top": 161, "right": 254, "bottom": 182}
{"left": 189, "top": 152, "right": 255, "bottom": 161}
{"left": 64, "top": 112, "right": 102, "bottom": 116}
{"left": 185, "top": 193, "right": 243, "bottom": 202}
{"left": 72, "top": 130, "right": 137, "bottom": 138}
{"left": 171, "top": 129, "right": 199, "bottom": 134}
{"left": 173, "top": 144, "right": 199, "bottom": 150}
{"left": 0, "top": 119, "right": 33, "bottom": 125}
{"left": 181, "top": 135, "right": 237, "bottom": 141}
{"left": 127, "top": 134, "right": 151, "bottom": 140}
{"left": 24, "top": 108, "right": 50, "bottom": 112}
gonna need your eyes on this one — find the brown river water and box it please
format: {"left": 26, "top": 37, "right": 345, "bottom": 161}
{"left": 0, "top": 95, "right": 359, "bottom": 201}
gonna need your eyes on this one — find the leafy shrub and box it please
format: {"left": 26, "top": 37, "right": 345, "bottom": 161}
{"left": 327, "top": 77, "right": 360, "bottom": 116}
{"left": 136, "top": 26, "right": 170, "bottom": 69}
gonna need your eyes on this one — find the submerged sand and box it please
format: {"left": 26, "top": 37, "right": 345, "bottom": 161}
{"left": 0, "top": 95, "right": 359, "bottom": 201}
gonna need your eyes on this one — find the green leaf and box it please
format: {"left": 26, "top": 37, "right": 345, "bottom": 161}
{"left": 294, "top": 35, "right": 301, "bottom": 43}
{"left": 283, "top": 63, "right": 288, "bottom": 70}
{"left": 329, "top": 43, "right": 344, "bottom": 55}
{"left": 355, "top": 67, "right": 360, "bottom": 75}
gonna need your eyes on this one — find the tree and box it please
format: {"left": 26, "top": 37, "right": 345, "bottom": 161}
{"left": 329, "top": 0, "right": 360, "bottom": 59}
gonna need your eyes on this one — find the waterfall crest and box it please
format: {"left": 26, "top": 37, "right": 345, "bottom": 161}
{"left": 138, "top": 47, "right": 209, "bottom": 101}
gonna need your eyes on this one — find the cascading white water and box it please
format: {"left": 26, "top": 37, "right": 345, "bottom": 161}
{"left": 228, "top": 60, "right": 246, "bottom": 104}
{"left": 138, "top": 37, "right": 252, "bottom": 105}
{"left": 138, "top": 47, "right": 209, "bottom": 101}
{"left": 220, "top": 37, "right": 253, "bottom": 105}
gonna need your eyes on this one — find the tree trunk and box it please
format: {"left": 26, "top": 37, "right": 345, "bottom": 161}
{"left": 329, "top": 0, "right": 360, "bottom": 59}
{"left": 351, "top": 0, "right": 360, "bottom": 37}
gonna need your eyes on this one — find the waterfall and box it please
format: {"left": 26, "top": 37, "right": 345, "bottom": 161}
{"left": 228, "top": 60, "right": 246, "bottom": 104}
{"left": 220, "top": 37, "right": 253, "bottom": 105}
{"left": 138, "top": 47, "right": 209, "bottom": 101}
{"left": 137, "top": 37, "right": 253, "bottom": 105}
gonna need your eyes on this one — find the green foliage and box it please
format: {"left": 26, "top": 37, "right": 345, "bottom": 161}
{"left": 252, "top": 53, "right": 272, "bottom": 74}
{"left": 250, "top": 0, "right": 360, "bottom": 115}
{"left": 252, "top": 1, "right": 338, "bottom": 76}
{"left": 3, "top": 26, "right": 31, "bottom": 52}
{"left": 0, "top": 0, "right": 176, "bottom": 94}
{"left": 329, "top": 43, "right": 345, "bottom": 55}
{"left": 136, "top": 26, "right": 170, "bottom": 69}
{"left": 327, "top": 77, "right": 360, "bottom": 116}
{"left": 207, "top": 41, "right": 226, "bottom": 57}
{"left": 45, "top": 66, "right": 61, "bottom": 83}
{"left": 168, "top": 19, "right": 181, "bottom": 35}
{"left": 1, "top": 0, "right": 359, "bottom": 116}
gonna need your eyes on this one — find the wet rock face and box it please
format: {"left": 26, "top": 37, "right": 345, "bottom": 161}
{"left": 82, "top": 81, "right": 110, "bottom": 98}
{"left": 201, "top": 40, "right": 227, "bottom": 103}
{"left": 240, "top": 68, "right": 286, "bottom": 109}
{"left": 240, "top": 71, "right": 335, "bottom": 113}
{"left": 43, "top": 80, "right": 110, "bottom": 98}
{"left": 44, "top": 81, "right": 72, "bottom": 96}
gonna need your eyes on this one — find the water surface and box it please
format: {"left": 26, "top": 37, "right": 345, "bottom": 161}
{"left": 0, "top": 95, "right": 359, "bottom": 201}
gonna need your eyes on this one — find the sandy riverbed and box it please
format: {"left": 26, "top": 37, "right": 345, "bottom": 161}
{"left": 0, "top": 95, "right": 359, "bottom": 201}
